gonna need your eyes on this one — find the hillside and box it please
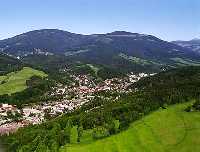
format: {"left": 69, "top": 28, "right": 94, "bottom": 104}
{"left": 172, "top": 39, "right": 200, "bottom": 54}
{"left": 63, "top": 102, "right": 200, "bottom": 152}
{"left": 0, "top": 67, "right": 47, "bottom": 95}
{"left": 129, "top": 66, "right": 200, "bottom": 91}
{"left": 2, "top": 66, "right": 200, "bottom": 152}
{"left": 0, "top": 53, "right": 23, "bottom": 74}
{"left": 1, "top": 29, "right": 200, "bottom": 73}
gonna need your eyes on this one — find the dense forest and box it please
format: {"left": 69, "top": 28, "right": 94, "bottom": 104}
{"left": 2, "top": 66, "right": 200, "bottom": 152}
{"left": 0, "top": 54, "right": 24, "bottom": 75}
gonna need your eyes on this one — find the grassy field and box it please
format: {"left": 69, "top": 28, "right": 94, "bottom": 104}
{"left": 86, "top": 64, "right": 99, "bottom": 76}
{"left": 171, "top": 58, "right": 200, "bottom": 66}
{"left": 60, "top": 102, "right": 200, "bottom": 152}
{"left": 0, "top": 67, "right": 47, "bottom": 95}
{"left": 118, "top": 53, "right": 161, "bottom": 66}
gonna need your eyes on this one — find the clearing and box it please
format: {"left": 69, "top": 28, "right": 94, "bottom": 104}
{"left": 0, "top": 67, "right": 47, "bottom": 95}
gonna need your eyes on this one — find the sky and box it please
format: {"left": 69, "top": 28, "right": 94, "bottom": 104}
{"left": 0, "top": 0, "right": 199, "bottom": 41}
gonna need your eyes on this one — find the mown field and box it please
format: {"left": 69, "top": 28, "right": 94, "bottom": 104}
{"left": 61, "top": 102, "right": 200, "bottom": 152}
{"left": 0, "top": 67, "right": 47, "bottom": 95}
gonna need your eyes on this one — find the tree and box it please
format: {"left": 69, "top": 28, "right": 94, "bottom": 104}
{"left": 77, "top": 125, "right": 83, "bottom": 142}
{"left": 44, "top": 108, "right": 52, "bottom": 120}
{"left": 63, "top": 120, "right": 72, "bottom": 143}
{"left": 70, "top": 126, "right": 78, "bottom": 144}
{"left": 35, "top": 140, "right": 48, "bottom": 152}
{"left": 92, "top": 126, "right": 109, "bottom": 140}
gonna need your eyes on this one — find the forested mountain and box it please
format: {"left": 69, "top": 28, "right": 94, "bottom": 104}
{"left": 1, "top": 29, "right": 200, "bottom": 72}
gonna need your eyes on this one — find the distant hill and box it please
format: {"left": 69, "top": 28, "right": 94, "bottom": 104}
{"left": 172, "top": 38, "right": 200, "bottom": 54}
{"left": 1, "top": 29, "right": 200, "bottom": 72}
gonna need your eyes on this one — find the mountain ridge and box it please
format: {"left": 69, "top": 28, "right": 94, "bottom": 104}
{"left": 1, "top": 29, "right": 200, "bottom": 73}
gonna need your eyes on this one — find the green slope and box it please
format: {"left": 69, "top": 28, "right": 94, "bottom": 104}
{"left": 0, "top": 67, "right": 47, "bottom": 95}
{"left": 61, "top": 102, "right": 200, "bottom": 152}
{"left": 171, "top": 58, "right": 200, "bottom": 66}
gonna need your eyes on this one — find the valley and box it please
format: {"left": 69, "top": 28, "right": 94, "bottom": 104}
{"left": 0, "top": 30, "right": 200, "bottom": 152}
{"left": 1, "top": 62, "right": 200, "bottom": 152}
{"left": 0, "top": 67, "right": 152, "bottom": 135}
{"left": 0, "top": 1, "right": 199, "bottom": 151}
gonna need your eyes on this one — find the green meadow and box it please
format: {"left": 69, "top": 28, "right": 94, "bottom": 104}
{"left": 171, "top": 58, "right": 200, "bottom": 66}
{"left": 61, "top": 102, "right": 200, "bottom": 152}
{"left": 0, "top": 67, "right": 47, "bottom": 95}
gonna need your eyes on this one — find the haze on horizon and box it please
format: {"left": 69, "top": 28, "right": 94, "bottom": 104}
{"left": 0, "top": 0, "right": 199, "bottom": 41}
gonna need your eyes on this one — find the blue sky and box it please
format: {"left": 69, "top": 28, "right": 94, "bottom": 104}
{"left": 0, "top": 0, "right": 199, "bottom": 41}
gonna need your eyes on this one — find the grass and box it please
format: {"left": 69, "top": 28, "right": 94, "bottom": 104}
{"left": 119, "top": 53, "right": 161, "bottom": 66}
{"left": 86, "top": 64, "right": 99, "bottom": 76}
{"left": 171, "top": 58, "right": 200, "bottom": 66}
{"left": 60, "top": 102, "right": 200, "bottom": 152}
{"left": 0, "top": 67, "right": 47, "bottom": 95}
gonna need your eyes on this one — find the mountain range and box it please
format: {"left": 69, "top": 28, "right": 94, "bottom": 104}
{"left": 0, "top": 29, "right": 200, "bottom": 72}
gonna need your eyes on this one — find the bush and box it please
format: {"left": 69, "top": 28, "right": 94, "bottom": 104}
{"left": 92, "top": 126, "right": 110, "bottom": 140}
